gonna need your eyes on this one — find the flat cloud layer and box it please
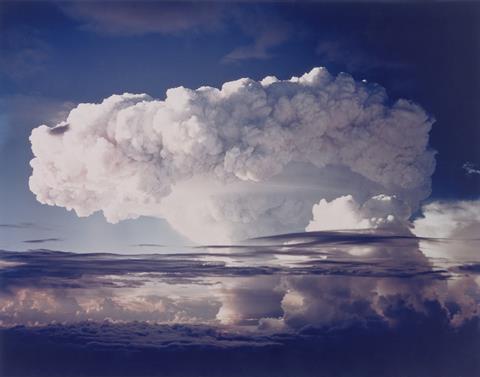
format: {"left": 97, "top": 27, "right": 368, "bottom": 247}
{"left": 29, "top": 68, "right": 436, "bottom": 243}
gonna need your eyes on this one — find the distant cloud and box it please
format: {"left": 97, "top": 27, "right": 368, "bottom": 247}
{"left": 0, "top": 222, "right": 51, "bottom": 231}
{"left": 23, "top": 238, "right": 62, "bottom": 244}
{"left": 58, "top": 1, "right": 293, "bottom": 63}
{"left": 60, "top": 1, "right": 225, "bottom": 36}
{"left": 463, "top": 162, "right": 480, "bottom": 176}
{"left": 132, "top": 243, "right": 165, "bottom": 247}
{"left": 0, "top": 223, "right": 32, "bottom": 229}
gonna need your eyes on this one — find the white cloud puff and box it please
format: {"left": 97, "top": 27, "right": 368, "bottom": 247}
{"left": 306, "top": 194, "right": 411, "bottom": 232}
{"left": 29, "top": 68, "right": 435, "bottom": 243}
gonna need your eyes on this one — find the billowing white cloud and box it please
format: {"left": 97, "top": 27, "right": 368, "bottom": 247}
{"left": 29, "top": 68, "right": 435, "bottom": 243}
{"left": 306, "top": 194, "right": 411, "bottom": 232}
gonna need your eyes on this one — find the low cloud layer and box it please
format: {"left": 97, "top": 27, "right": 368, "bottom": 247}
{"left": 1, "top": 234, "right": 479, "bottom": 377}
{"left": 29, "top": 68, "right": 436, "bottom": 243}
{"left": 2, "top": 230, "right": 478, "bottom": 328}
{"left": 3, "top": 315, "right": 478, "bottom": 377}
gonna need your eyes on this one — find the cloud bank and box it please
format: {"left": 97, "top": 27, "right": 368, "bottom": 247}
{"left": 29, "top": 68, "right": 436, "bottom": 243}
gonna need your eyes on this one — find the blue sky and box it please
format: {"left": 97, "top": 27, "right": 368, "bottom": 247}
{"left": 0, "top": 1, "right": 479, "bottom": 252}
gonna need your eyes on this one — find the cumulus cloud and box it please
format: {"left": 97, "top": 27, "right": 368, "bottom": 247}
{"left": 306, "top": 194, "right": 410, "bottom": 232}
{"left": 29, "top": 67, "right": 435, "bottom": 243}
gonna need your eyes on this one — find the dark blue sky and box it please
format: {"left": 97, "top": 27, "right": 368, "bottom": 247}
{"left": 0, "top": 1, "right": 479, "bottom": 250}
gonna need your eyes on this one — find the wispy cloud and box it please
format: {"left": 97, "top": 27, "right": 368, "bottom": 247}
{"left": 57, "top": 1, "right": 294, "bottom": 63}
{"left": 59, "top": 1, "right": 225, "bottom": 36}
{"left": 222, "top": 9, "right": 292, "bottom": 63}
{"left": 0, "top": 222, "right": 51, "bottom": 231}
{"left": 23, "top": 238, "right": 62, "bottom": 244}
{"left": 131, "top": 243, "right": 165, "bottom": 248}
{"left": 223, "top": 23, "right": 291, "bottom": 62}
{"left": 315, "top": 38, "right": 408, "bottom": 74}
{"left": 463, "top": 162, "right": 480, "bottom": 176}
